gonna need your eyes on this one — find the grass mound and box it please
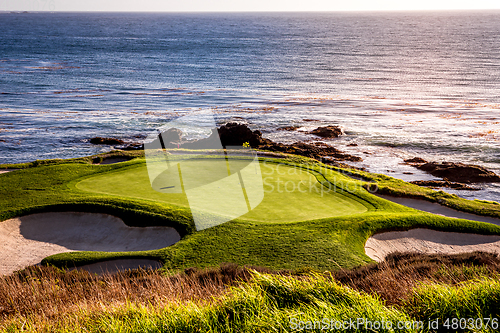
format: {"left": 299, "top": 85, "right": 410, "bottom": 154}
{"left": 1, "top": 150, "right": 500, "bottom": 272}
{"left": 0, "top": 266, "right": 410, "bottom": 333}
{"left": 3, "top": 253, "right": 500, "bottom": 332}
{"left": 336, "top": 251, "right": 500, "bottom": 306}
{"left": 344, "top": 168, "right": 500, "bottom": 219}
{"left": 407, "top": 278, "right": 500, "bottom": 326}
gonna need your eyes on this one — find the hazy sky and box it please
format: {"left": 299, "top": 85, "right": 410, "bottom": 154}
{"left": 2, "top": 0, "right": 500, "bottom": 12}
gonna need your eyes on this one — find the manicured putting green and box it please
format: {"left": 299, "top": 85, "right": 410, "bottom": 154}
{"left": 76, "top": 159, "right": 368, "bottom": 223}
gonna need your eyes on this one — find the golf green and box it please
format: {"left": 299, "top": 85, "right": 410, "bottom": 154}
{"left": 76, "top": 159, "right": 368, "bottom": 223}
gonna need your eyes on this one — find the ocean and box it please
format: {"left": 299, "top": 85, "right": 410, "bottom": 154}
{"left": 1, "top": 11, "right": 499, "bottom": 201}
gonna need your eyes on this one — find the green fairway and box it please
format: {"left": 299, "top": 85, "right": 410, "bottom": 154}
{"left": 2, "top": 150, "right": 500, "bottom": 273}
{"left": 76, "top": 159, "right": 369, "bottom": 223}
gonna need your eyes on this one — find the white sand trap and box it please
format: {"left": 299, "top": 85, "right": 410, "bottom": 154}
{"left": 365, "top": 228, "right": 500, "bottom": 262}
{"left": 0, "top": 169, "right": 18, "bottom": 174}
{"left": 376, "top": 194, "right": 500, "bottom": 225}
{"left": 0, "top": 212, "right": 181, "bottom": 275}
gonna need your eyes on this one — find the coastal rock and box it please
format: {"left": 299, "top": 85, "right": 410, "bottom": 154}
{"left": 160, "top": 128, "right": 183, "bottom": 146}
{"left": 213, "top": 123, "right": 361, "bottom": 162}
{"left": 404, "top": 157, "right": 427, "bottom": 164}
{"left": 410, "top": 180, "right": 480, "bottom": 191}
{"left": 309, "top": 126, "right": 343, "bottom": 138}
{"left": 208, "top": 123, "right": 362, "bottom": 161}
{"left": 143, "top": 123, "right": 362, "bottom": 163}
{"left": 145, "top": 128, "right": 183, "bottom": 149}
{"left": 217, "top": 122, "right": 268, "bottom": 147}
{"left": 89, "top": 137, "right": 125, "bottom": 145}
{"left": 277, "top": 126, "right": 300, "bottom": 131}
{"left": 181, "top": 123, "right": 270, "bottom": 149}
{"left": 121, "top": 143, "right": 144, "bottom": 150}
{"left": 258, "top": 141, "right": 362, "bottom": 162}
{"left": 415, "top": 162, "right": 500, "bottom": 183}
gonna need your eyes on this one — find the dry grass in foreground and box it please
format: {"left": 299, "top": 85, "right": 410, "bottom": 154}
{"left": 335, "top": 251, "right": 500, "bottom": 306}
{"left": 0, "top": 263, "right": 272, "bottom": 326}
{"left": 1, "top": 252, "right": 500, "bottom": 331}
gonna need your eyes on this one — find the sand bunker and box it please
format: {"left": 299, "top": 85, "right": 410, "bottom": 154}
{"left": 0, "top": 212, "right": 180, "bottom": 275}
{"left": 366, "top": 195, "right": 500, "bottom": 261}
{"left": 365, "top": 228, "right": 500, "bottom": 262}
{"left": 0, "top": 169, "right": 18, "bottom": 174}
{"left": 376, "top": 194, "right": 500, "bottom": 225}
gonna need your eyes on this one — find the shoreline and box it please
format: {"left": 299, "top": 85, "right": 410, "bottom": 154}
{"left": 1, "top": 147, "right": 499, "bottom": 209}
{"left": 2, "top": 117, "right": 500, "bottom": 202}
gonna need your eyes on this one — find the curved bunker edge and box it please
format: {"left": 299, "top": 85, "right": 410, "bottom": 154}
{"left": 0, "top": 212, "right": 180, "bottom": 275}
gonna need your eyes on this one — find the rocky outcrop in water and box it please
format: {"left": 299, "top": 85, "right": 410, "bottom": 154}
{"left": 218, "top": 123, "right": 360, "bottom": 161}
{"left": 96, "top": 123, "right": 361, "bottom": 165}
{"left": 410, "top": 180, "right": 480, "bottom": 191}
{"left": 89, "top": 137, "right": 125, "bottom": 145}
{"left": 179, "top": 122, "right": 270, "bottom": 149}
{"left": 159, "top": 128, "right": 183, "bottom": 146}
{"left": 405, "top": 158, "right": 500, "bottom": 183}
{"left": 258, "top": 141, "right": 362, "bottom": 162}
{"left": 218, "top": 122, "right": 269, "bottom": 147}
{"left": 309, "top": 126, "right": 343, "bottom": 138}
{"left": 277, "top": 126, "right": 300, "bottom": 131}
{"left": 404, "top": 157, "right": 427, "bottom": 164}
{"left": 419, "top": 162, "right": 500, "bottom": 183}
{"left": 157, "top": 123, "right": 361, "bottom": 163}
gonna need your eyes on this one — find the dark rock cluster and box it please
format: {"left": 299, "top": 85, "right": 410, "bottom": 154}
{"left": 309, "top": 125, "right": 343, "bottom": 138}
{"left": 89, "top": 137, "right": 124, "bottom": 145}
{"left": 410, "top": 180, "right": 480, "bottom": 191}
{"left": 277, "top": 126, "right": 300, "bottom": 131}
{"left": 404, "top": 158, "right": 500, "bottom": 183}
{"left": 89, "top": 123, "right": 361, "bottom": 164}
{"left": 257, "top": 141, "right": 361, "bottom": 162}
